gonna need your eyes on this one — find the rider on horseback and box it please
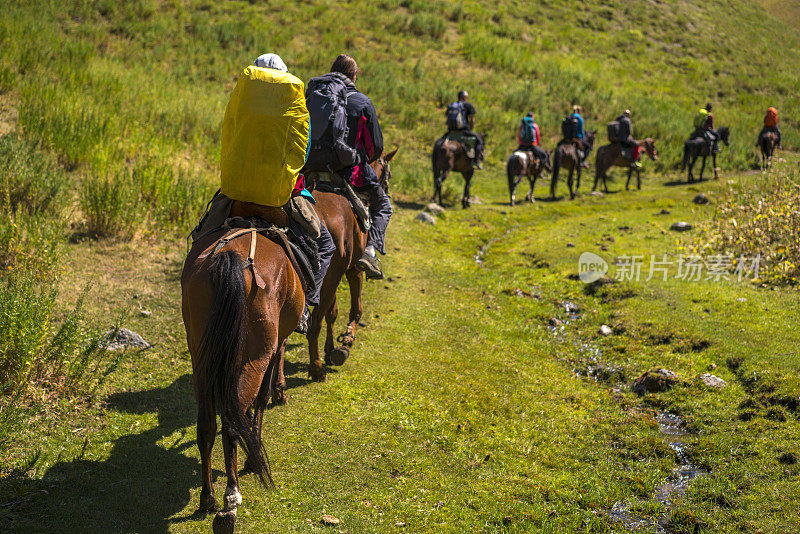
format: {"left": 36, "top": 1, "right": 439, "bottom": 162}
{"left": 615, "top": 109, "right": 641, "bottom": 168}
{"left": 758, "top": 106, "right": 782, "bottom": 150}
{"left": 692, "top": 103, "right": 720, "bottom": 153}
{"left": 446, "top": 90, "right": 484, "bottom": 169}
{"left": 562, "top": 105, "right": 590, "bottom": 168}
{"left": 516, "top": 112, "right": 549, "bottom": 167}
{"left": 310, "top": 54, "right": 391, "bottom": 281}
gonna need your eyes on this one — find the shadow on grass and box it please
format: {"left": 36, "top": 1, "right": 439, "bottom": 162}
{"left": 393, "top": 199, "right": 428, "bottom": 211}
{"left": 664, "top": 179, "right": 693, "bottom": 187}
{"left": 0, "top": 374, "right": 205, "bottom": 533}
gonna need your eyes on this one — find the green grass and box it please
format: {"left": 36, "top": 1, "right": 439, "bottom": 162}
{"left": 2, "top": 165, "right": 799, "bottom": 532}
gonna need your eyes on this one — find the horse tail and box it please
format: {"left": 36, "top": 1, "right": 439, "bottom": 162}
{"left": 506, "top": 154, "right": 517, "bottom": 190}
{"left": 197, "top": 250, "right": 272, "bottom": 487}
{"left": 432, "top": 138, "right": 441, "bottom": 180}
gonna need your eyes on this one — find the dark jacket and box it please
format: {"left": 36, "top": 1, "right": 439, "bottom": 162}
{"left": 616, "top": 115, "right": 632, "bottom": 140}
{"left": 319, "top": 72, "right": 384, "bottom": 188}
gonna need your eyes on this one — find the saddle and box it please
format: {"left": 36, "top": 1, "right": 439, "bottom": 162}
{"left": 445, "top": 130, "right": 477, "bottom": 158}
{"left": 191, "top": 198, "right": 316, "bottom": 293}
{"left": 306, "top": 171, "right": 372, "bottom": 234}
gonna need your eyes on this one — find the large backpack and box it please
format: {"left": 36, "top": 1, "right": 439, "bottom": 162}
{"left": 765, "top": 107, "right": 778, "bottom": 128}
{"left": 562, "top": 114, "right": 579, "bottom": 139}
{"left": 304, "top": 76, "right": 358, "bottom": 173}
{"left": 446, "top": 101, "right": 468, "bottom": 131}
{"left": 607, "top": 120, "right": 621, "bottom": 143}
{"left": 519, "top": 117, "right": 536, "bottom": 144}
{"left": 693, "top": 108, "right": 709, "bottom": 129}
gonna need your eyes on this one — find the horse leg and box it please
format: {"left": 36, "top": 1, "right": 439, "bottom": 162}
{"left": 271, "top": 339, "right": 288, "bottom": 406}
{"left": 433, "top": 170, "right": 447, "bottom": 206}
{"left": 567, "top": 167, "right": 575, "bottom": 200}
{"left": 526, "top": 175, "right": 535, "bottom": 203}
{"left": 687, "top": 156, "right": 695, "bottom": 183}
{"left": 213, "top": 422, "right": 242, "bottom": 534}
{"left": 197, "top": 390, "right": 219, "bottom": 513}
{"left": 462, "top": 170, "right": 473, "bottom": 208}
{"left": 712, "top": 153, "right": 718, "bottom": 179}
{"left": 323, "top": 297, "right": 338, "bottom": 365}
{"left": 699, "top": 156, "right": 706, "bottom": 181}
{"left": 637, "top": 168, "right": 641, "bottom": 190}
{"left": 508, "top": 174, "right": 518, "bottom": 206}
{"left": 626, "top": 167, "right": 632, "bottom": 191}
{"left": 550, "top": 164, "right": 558, "bottom": 199}
{"left": 330, "top": 269, "right": 363, "bottom": 365}
{"left": 308, "top": 265, "right": 343, "bottom": 381}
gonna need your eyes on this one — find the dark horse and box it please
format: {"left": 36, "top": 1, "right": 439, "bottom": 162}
{"left": 551, "top": 131, "right": 596, "bottom": 199}
{"left": 432, "top": 133, "right": 486, "bottom": 208}
{"left": 757, "top": 129, "right": 779, "bottom": 171}
{"left": 682, "top": 126, "right": 730, "bottom": 182}
{"left": 593, "top": 138, "right": 658, "bottom": 193}
{"left": 506, "top": 148, "right": 551, "bottom": 205}
{"left": 181, "top": 205, "right": 304, "bottom": 533}
{"left": 306, "top": 149, "right": 397, "bottom": 382}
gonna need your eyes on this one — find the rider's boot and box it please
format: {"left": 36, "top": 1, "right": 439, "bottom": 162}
{"left": 356, "top": 245, "right": 383, "bottom": 280}
{"left": 295, "top": 304, "right": 310, "bottom": 334}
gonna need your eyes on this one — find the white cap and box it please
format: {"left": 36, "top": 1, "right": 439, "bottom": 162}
{"left": 254, "top": 53, "right": 288, "bottom": 72}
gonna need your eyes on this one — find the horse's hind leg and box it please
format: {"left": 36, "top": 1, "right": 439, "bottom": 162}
{"left": 712, "top": 153, "right": 718, "bottom": 179}
{"left": 309, "top": 268, "right": 342, "bottom": 381}
{"left": 330, "top": 269, "right": 363, "bottom": 365}
{"left": 462, "top": 170, "right": 473, "bottom": 208}
{"left": 271, "top": 340, "right": 288, "bottom": 406}
{"left": 213, "top": 422, "right": 242, "bottom": 534}
{"left": 526, "top": 175, "right": 535, "bottom": 203}
{"left": 626, "top": 168, "right": 632, "bottom": 191}
{"left": 699, "top": 156, "right": 707, "bottom": 181}
{"left": 567, "top": 168, "right": 575, "bottom": 199}
{"left": 324, "top": 297, "right": 338, "bottom": 365}
{"left": 197, "top": 390, "right": 219, "bottom": 513}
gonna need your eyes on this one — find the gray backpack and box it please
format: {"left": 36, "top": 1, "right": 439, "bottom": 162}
{"left": 305, "top": 76, "right": 357, "bottom": 173}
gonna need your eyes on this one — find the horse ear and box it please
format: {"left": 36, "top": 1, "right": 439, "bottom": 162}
{"left": 384, "top": 147, "right": 399, "bottom": 162}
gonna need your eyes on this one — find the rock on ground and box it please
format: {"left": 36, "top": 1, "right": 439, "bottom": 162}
{"left": 321, "top": 514, "right": 340, "bottom": 525}
{"left": 631, "top": 369, "right": 679, "bottom": 395}
{"left": 102, "top": 328, "right": 151, "bottom": 351}
{"left": 415, "top": 212, "right": 436, "bottom": 225}
{"left": 699, "top": 373, "right": 727, "bottom": 388}
{"left": 598, "top": 324, "right": 613, "bottom": 336}
{"left": 693, "top": 193, "right": 709, "bottom": 205}
{"left": 670, "top": 221, "right": 693, "bottom": 232}
{"left": 425, "top": 203, "right": 445, "bottom": 216}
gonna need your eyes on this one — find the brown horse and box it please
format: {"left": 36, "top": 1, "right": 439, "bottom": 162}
{"left": 432, "top": 133, "right": 486, "bottom": 208}
{"left": 551, "top": 131, "right": 596, "bottom": 199}
{"left": 181, "top": 205, "right": 304, "bottom": 533}
{"left": 593, "top": 138, "right": 658, "bottom": 193}
{"left": 506, "top": 149, "right": 551, "bottom": 206}
{"left": 682, "top": 126, "right": 730, "bottom": 182}
{"left": 305, "top": 149, "right": 397, "bottom": 382}
{"left": 757, "top": 129, "right": 779, "bottom": 171}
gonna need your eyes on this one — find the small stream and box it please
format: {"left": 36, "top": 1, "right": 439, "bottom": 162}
{"left": 474, "top": 226, "right": 517, "bottom": 266}
{"left": 546, "top": 301, "right": 709, "bottom": 531}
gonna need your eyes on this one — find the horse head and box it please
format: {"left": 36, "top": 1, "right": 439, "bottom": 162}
{"left": 372, "top": 147, "right": 398, "bottom": 194}
{"left": 718, "top": 126, "right": 731, "bottom": 146}
{"left": 585, "top": 130, "right": 597, "bottom": 148}
{"left": 643, "top": 138, "right": 658, "bottom": 161}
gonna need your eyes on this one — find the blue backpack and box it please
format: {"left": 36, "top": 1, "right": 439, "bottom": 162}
{"left": 446, "top": 101, "right": 468, "bottom": 130}
{"left": 520, "top": 117, "right": 536, "bottom": 144}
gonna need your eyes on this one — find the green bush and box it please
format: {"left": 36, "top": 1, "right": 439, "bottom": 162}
{"left": 0, "top": 135, "right": 68, "bottom": 214}
{"left": 80, "top": 174, "right": 142, "bottom": 239}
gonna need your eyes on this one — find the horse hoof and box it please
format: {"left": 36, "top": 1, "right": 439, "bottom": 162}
{"left": 272, "top": 386, "right": 288, "bottom": 406}
{"left": 328, "top": 346, "right": 349, "bottom": 366}
{"left": 212, "top": 511, "right": 236, "bottom": 534}
{"left": 309, "top": 362, "right": 326, "bottom": 382}
{"left": 199, "top": 495, "right": 219, "bottom": 514}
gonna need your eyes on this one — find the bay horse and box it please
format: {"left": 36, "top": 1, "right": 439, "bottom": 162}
{"left": 757, "top": 129, "right": 779, "bottom": 171}
{"left": 681, "top": 126, "right": 730, "bottom": 182}
{"left": 506, "top": 149, "right": 551, "bottom": 206}
{"left": 305, "top": 148, "right": 397, "bottom": 382}
{"left": 593, "top": 138, "right": 658, "bottom": 193}
{"left": 432, "top": 132, "right": 486, "bottom": 208}
{"left": 181, "top": 205, "right": 304, "bottom": 533}
{"left": 551, "top": 131, "right": 596, "bottom": 200}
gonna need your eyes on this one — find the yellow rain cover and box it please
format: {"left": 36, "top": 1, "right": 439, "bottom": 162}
{"left": 220, "top": 66, "right": 309, "bottom": 207}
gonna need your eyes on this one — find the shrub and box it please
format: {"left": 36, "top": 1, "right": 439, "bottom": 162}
{"left": 0, "top": 135, "right": 68, "bottom": 214}
{"left": 80, "top": 174, "right": 142, "bottom": 239}
{"left": 701, "top": 162, "right": 800, "bottom": 285}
